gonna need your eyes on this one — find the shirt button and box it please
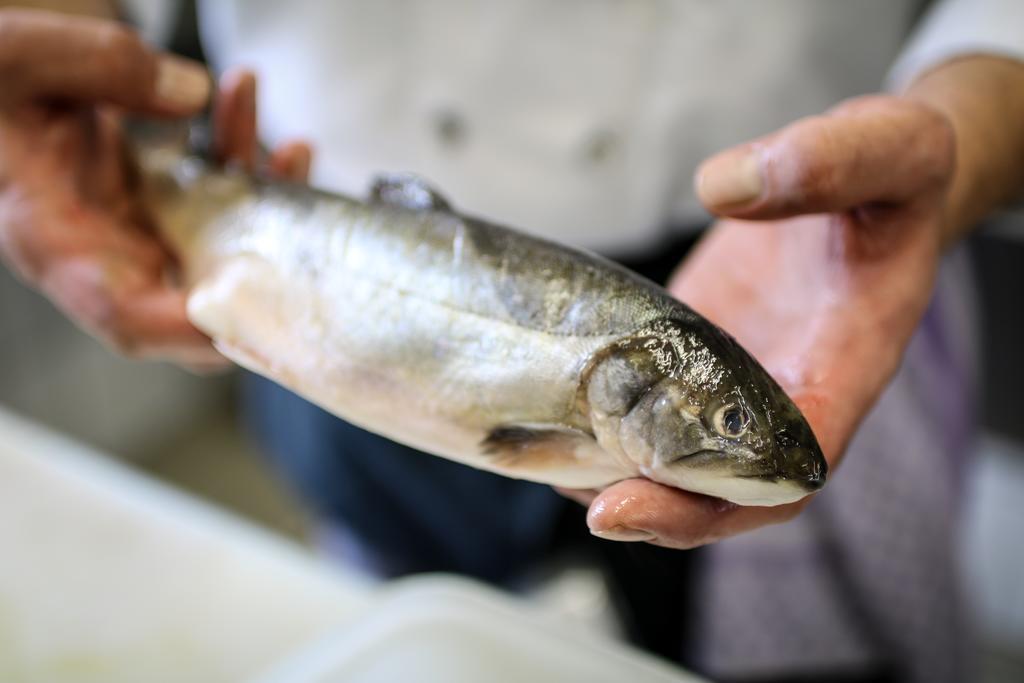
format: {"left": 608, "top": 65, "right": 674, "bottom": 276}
{"left": 433, "top": 108, "right": 468, "bottom": 149}
{"left": 580, "top": 129, "right": 620, "bottom": 165}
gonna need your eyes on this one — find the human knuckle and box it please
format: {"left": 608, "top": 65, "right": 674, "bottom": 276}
{"left": 924, "top": 116, "right": 955, "bottom": 176}
{"left": 904, "top": 103, "right": 956, "bottom": 187}
{"left": 784, "top": 124, "right": 840, "bottom": 200}
{"left": 94, "top": 24, "right": 151, "bottom": 91}
{"left": 96, "top": 23, "right": 142, "bottom": 58}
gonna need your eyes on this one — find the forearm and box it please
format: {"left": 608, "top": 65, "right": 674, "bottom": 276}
{"left": 904, "top": 55, "right": 1024, "bottom": 246}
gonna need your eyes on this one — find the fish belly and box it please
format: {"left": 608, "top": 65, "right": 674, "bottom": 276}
{"left": 186, "top": 250, "right": 632, "bottom": 488}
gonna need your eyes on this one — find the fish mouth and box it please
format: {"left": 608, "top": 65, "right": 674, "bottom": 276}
{"left": 665, "top": 448, "right": 825, "bottom": 504}
{"left": 736, "top": 455, "right": 827, "bottom": 493}
{"left": 800, "top": 467, "right": 827, "bottom": 491}
{"left": 676, "top": 448, "right": 826, "bottom": 490}
{"left": 737, "top": 472, "right": 825, "bottom": 492}
{"left": 653, "top": 450, "right": 822, "bottom": 506}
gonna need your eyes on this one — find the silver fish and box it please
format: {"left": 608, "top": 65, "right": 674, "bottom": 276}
{"left": 143, "top": 146, "right": 826, "bottom": 506}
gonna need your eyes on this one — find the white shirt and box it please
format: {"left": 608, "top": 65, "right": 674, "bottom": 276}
{"left": 131, "top": 0, "right": 1024, "bottom": 254}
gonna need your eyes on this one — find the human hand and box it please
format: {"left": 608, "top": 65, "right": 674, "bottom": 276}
{"left": 0, "top": 10, "right": 310, "bottom": 369}
{"left": 564, "top": 95, "right": 955, "bottom": 547}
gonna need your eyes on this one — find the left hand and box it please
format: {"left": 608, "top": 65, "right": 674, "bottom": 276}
{"left": 562, "top": 95, "right": 955, "bottom": 547}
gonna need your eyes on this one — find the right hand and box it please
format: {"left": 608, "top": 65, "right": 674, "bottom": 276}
{"left": 566, "top": 96, "right": 954, "bottom": 548}
{"left": 0, "top": 9, "right": 310, "bottom": 369}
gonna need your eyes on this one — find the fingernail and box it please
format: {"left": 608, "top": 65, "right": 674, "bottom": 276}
{"left": 155, "top": 55, "right": 211, "bottom": 111}
{"left": 696, "top": 149, "right": 763, "bottom": 208}
{"left": 590, "top": 526, "right": 657, "bottom": 542}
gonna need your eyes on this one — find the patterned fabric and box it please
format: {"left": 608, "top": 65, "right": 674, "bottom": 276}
{"left": 693, "top": 248, "right": 978, "bottom": 682}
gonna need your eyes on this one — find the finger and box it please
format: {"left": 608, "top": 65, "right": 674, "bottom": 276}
{"left": 553, "top": 486, "right": 599, "bottom": 507}
{"left": 42, "top": 259, "right": 225, "bottom": 363}
{"left": 110, "top": 286, "right": 228, "bottom": 363}
{"left": 695, "top": 95, "right": 954, "bottom": 219}
{"left": 0, "top": 9, "right": 209, "bottom": 114}
{"left": 213, "top": 68, "right": 258, "bottom": 169}
{"left": 586, "top": 478, "right": 804, "bottom": 549}
{"left": 268, "top": 140, "right": 313, "bottom": 182}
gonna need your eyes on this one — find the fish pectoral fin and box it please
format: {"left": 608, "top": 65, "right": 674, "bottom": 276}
{"left": 369, "top": 173, "right": 452, "bottom": 212}
{"left": 481, "top": 424, "right": 605, "bottom": 471}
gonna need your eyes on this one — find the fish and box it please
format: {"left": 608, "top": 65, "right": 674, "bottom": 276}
{"left": 141, "top": 144, "right": 827, "bottom": 507}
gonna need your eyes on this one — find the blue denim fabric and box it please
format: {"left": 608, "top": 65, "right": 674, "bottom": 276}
{"left": 242, "top": 372, "right": 566, "bottom": 583}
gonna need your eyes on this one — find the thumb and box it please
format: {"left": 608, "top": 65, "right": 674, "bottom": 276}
{"left": 695, "top": 95, "right": 954, "bottom": 219}
{"left": 0, "top": 9, "right": 209, "bottom": 115}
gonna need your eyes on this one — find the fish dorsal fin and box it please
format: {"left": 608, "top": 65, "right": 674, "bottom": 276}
{"left": 369, "top": 173, "right": 451, "bottom": 212}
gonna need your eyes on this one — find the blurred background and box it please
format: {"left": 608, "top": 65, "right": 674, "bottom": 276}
{"left": 1, "top": 213, "right": 1023, "bottom": 681}
{"left": 2, "top": 2, "right": 1024, "bottom": 681}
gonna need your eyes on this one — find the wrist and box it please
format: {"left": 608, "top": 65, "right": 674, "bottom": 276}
{"left": 903, "top": 55, "right": 1024, "bottom": 247}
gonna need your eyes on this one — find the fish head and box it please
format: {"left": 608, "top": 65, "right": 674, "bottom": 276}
{"left": 586, "top": 318, "right": 826, "bottom": 506}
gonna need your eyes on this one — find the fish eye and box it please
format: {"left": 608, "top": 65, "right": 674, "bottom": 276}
{"left": 713, "top": 404, "right": 749, "bottom": 438}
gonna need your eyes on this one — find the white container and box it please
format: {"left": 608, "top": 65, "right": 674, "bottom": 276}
{"left": 257, "top": 576, "right": 701, "bottom": 683}
{"left": 0, "top": 408, "right": 702, "bottom": 683}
